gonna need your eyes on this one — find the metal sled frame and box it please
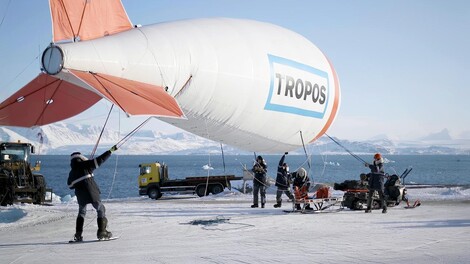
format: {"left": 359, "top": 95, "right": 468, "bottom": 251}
{"left": 291, "top": 196, "right": 344, "bottom": 213}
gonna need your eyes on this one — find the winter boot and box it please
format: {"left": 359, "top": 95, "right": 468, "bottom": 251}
{"left": 382, "top": 207, "right": 387, "bottom": 214}
{"left": 251, "top": 204, "right": 259, "bottom": 208}
{"left": 261, "top": 203, "right": 265, "bottom": 208}
{"left": 295, "top": 204, "right": 302, "bottom": 210}
{"left": 73, "top": 216, "right": 84, "bottom": 242}
{"left": 273, "top": 201, "right": 282, "bottom": 208}
{"left": 97, "top": 217, "right": 112, "bottom": 240}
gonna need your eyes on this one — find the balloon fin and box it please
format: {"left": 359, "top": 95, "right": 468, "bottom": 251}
{"left": 50, "top": 0, "right": 133, "bottom": 43}
{"left": 69, "top": 70, "right": 185, "bottom": 118}
{"left": 0, "top": 73, "right": 101, "bottom": 127}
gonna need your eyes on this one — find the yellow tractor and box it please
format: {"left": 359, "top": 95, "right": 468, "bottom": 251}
{"left": 0, "top": 141, "right": 52, "bottom": 206}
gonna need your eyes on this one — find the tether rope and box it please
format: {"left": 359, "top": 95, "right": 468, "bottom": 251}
{"left": 203, "top": 120, "right": 212, "bottom": 197}
{"left": 325, "top": 133, "right": 367, "bottom": 164}
{"left": 299, "top": 131, "right": 311, "bottom": 169}
{"left": 90, "top": 104, "right": 114, "bottom": 158}
{"left": 83, "top": 106, "right": 119, "bottom": 230}
{"left": 220, "top": 143, "right": 229, "bottom": 188}
{"left": 115, "top": 117, "right": 152, "bottom": 148}
{"left": 105, "top": 109, "right": 120, "bottom": 201}
{"left": 58, "top": 0, "right": 76, "bottom": 41}
{"left": 0, "top": 0, "right": 11, "bottom": 30}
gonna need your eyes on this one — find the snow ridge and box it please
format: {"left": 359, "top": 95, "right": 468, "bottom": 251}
{"left": 1, "top": 123, "right": 469, "bottom": 155}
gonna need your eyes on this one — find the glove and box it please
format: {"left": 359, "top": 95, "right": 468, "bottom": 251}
{"left": 110, "top": 145, "right": 118, "bottom": 152}
{"left": 284, "top": 152, "right": 288, "bottom": 155}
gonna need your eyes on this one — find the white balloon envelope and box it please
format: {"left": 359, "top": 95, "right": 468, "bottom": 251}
{"left": 0, "top": 1, "right": 340, "bottom": 153}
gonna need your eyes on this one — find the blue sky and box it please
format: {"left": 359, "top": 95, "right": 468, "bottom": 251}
{"left": 1, "top": 0, "right": 469, "bottom": 140}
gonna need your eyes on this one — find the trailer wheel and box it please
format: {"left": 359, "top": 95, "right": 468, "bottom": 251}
{"left": 33, "top": 175, "right": 46, "bottom": 204}
{"left": 196, "top": 185, "right": 208, "bottom": 197}
{"left": 148, "top": 187, "right": 161, "bottom": 200}
{"left": 210, "top": 184, "right": 224, "bottom": 195}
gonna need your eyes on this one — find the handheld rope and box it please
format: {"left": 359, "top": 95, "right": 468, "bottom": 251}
{"left": 90, "top": 104, "right": 114, "bottom": 158}
{"left": 220, "top": 143, "right": 226, "bottom": 172}
{"left": 115, "top": 117, "right": 152, "bottom": 148}
{"left": 105, "top": 111, "right": 121, "bottom": 200}
{"left": 220, "top": 143, "right": 230, "bottom": 189}
{"left": 325, "top": 133, "right": 367, "bottom": 164}
{"left": 105, "top": 156, "right": 119, "bottom": 201}
{"left": 299, "top": 131, "right": 311, "bottom": 169}
{"left": 251, "top": 155, "right": 270, "bottom": 188}
{"left": 315, "top": 142, "right": 328, "bottom": 179}
{"left": 83, "top": 105, "right": 118, "bottom": 230}
{"left": 0, "top": 0, "right": 11, "bottom": 30}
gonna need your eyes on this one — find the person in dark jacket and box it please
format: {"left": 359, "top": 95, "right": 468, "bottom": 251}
{"left": 364, "top": 153, "right": 387, "bottom": 213}
{"left": 292, "top": 167, "right": 313, "bottom": 211}
{"left": 251, "top": 155, "right": 267, "bottom": 208}
{"left": 273, "top": 153, "right": 294, "bottom": 208}
{"left": 68, "top": 145, "right": 117, "bottom": 241}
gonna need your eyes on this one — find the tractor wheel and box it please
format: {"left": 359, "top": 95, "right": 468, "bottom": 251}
{"left": 33, "top": 175, "right": 46, "bottom": 204}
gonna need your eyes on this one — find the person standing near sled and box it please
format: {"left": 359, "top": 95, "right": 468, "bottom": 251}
{"left": 251, "top": 155, "right": 267, "bottom": 208}
{"left": 68, "top": 145, "right": 118, "bottom": 242}
{"left": 273, "top": 152, "right": 294, "bottom": 208}
{"left": 292, "top": 167, "right": 313, "bottom": 211}
{"left": 364, "top": 153, "right": 387, "bottom": 213}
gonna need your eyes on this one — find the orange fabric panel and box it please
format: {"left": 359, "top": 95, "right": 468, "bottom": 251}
{"left": 294, "top": 186, "right": 309, "bottom": 202}
{"left": 315, "top": 186, "right": 330, "bottom": 198}
{"left": 50, "top": 0, "right": 132, "bottom": 43}
{"left": 311, "top": 57, "right": 341, "bottom": 142}
{"left": 0, "top": 73, "right": 101, "bottom": 127}
{"left": 70, "top": 70, "right": 184, "bottom": 118}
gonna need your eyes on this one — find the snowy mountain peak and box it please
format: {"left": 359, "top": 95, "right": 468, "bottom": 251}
{"left": 420, "top": 128, "right": 452, "bottom": 141}
{"left": 0, "top": 123, "right": 469, "bottom": 155}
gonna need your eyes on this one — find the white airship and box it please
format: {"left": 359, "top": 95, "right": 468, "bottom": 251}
{"left": 0, "top": 0, "right": 340, "bottom": 153}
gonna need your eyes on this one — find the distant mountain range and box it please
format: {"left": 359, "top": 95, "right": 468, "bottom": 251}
{"left": 1, "top": 124, "right": 469, "bottom": 155}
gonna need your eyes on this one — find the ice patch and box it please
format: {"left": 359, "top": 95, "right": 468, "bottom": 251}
{"left": 407, "top": 186, "right": 470, "bottom": 201}
{"left": 49, "top": 192, "right": 62, "bottom": 203}
{"left": 441, "top": 187, "right": 464, "bottom": 196}
{"left": 0, "top": 208, "right": 27, "bottom": 223}
{"left": 61, "top": 194, "right": 77, "bottom": 203}
{"left": 202, "top": 164, "right": 214, "bottom": 170}
{"left": 324, "top": 161, "right": 340, "bottom": 166}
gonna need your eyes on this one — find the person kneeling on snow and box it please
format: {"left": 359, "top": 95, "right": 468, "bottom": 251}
{"left": 292, "top": 168, "right": 313, "bottom": 211}
{"left": 67, "top": 145, "right": 118, "bottom": 242}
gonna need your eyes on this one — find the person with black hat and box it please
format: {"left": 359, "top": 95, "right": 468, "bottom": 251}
{"left": 251, "top": 155, "right": 267, "bottom": 208}
{"left": 273, "top": 152, "right": 294, "bottom": 208}
{"left": 67, "top": 145, "right": 118, "bottom": 242}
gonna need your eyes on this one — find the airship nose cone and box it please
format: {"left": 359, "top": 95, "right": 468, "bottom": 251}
{"left": 41, "top": 45, "right": 64, "bottom": 75}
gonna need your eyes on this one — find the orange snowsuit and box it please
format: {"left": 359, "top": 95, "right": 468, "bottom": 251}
{"left": 294, "top": 186, "right": 309, "bottom": 202}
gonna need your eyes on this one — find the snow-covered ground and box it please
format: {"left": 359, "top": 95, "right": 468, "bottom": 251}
{"left": 1, "top": 188, "right": 469, "bottom": 264}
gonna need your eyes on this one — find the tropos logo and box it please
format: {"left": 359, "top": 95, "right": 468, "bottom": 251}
{"left": 265, "top": 54, "right": 329, "bottom": 118}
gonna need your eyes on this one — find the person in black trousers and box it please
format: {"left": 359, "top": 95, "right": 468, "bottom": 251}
{"left": 68, "top": 145, "right": 118, "bottom": 241}
{"left": 273, "top": 152, "right": 294, "bottom": 208}
{"left": 251, "top": 155, "right": 267, "bottom": 208}
{"left": 365, "top": 153, "right": 387, "bottom": 213}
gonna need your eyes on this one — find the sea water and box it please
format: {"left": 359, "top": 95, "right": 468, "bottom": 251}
{"left": 31, "top": 154, "right": 470, "bottom": 199}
